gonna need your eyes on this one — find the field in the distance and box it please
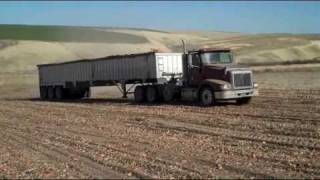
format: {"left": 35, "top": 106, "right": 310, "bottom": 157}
{"left": 0, "top": 25, "right": 320, "bottom": 178}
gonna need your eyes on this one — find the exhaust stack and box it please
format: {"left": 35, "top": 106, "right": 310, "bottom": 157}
{"left": 181, "top": 39, "right": 186, "bottom": 54}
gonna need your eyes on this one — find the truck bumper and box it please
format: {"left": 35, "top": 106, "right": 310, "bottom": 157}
{"left": 214, "top": 88, "right": 258, "bottom": 100}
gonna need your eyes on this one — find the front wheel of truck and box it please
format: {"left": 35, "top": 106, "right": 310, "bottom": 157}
{"left": 200, "top": 87, "right": 215, "bottom": 106}
{"left": 236, "top": 97, "right": 252, "bottom": 105}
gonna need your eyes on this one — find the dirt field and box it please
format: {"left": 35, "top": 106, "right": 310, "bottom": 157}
{"left": 254, "top": 71, "right": 320, "bottom": 90}
{"left": 0, "top": 87, "right": 320, "bottom": 179}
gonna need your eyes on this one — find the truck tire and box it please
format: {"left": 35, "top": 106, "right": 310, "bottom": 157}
{"left": 162, "top": 85, "right": 174, "bottom": 102}
{"left": 236, "top": 97, "right": 251, "bottom": 105}
{"left": 74, "top": 90, "right": 85, "bottom": 99}
{"left": 85, "top": 88, "right": 91, "bottom": 98}
{"left": 48, "top": 86, "right": 55, "bottom": 100}
{"left": 134, "top": 86, "right": 145, "bottom": 103}
{"left": 146, "top": 86, "right": 158, "bottom": 103}
{"left": 55, "top": 86, "right": 64, "bottom": 100}
{"left": 200, "top": 87, "right": 215, "bottom": 106}
{"left": 79, "top": 89, "right": 87, "bottom": 99}
{"left": 62, "top": 89, "right": 72, "bottom": 99}
{"left": 40, "top": 86, "right": 48, "bottom": 100}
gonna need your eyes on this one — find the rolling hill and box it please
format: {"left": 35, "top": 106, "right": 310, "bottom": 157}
{"left": 0, "top": 25, "right": 148, "bottom": 43}
{"left": 0, "top": 24, "right": 320, "bottom": 97}
{"left": 1, "top": 24, "right": 320, "bottom": 74}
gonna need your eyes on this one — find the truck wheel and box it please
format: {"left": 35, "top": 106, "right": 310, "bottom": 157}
{"left": 162, "top": 85, "right": 174, "bottom": 102}
{"left": 79, "top": 92, "right": 85, "bottom": 99}
{"left": 85, "top": 88, "right": 91, "bottom": 98}
{"left": 146, "top": 86, "right": 158, "bottom": 103}
{"left": 79, "top": 89, "right": 87, "bottom": 99}
{"left": 134, "top": 86, "right": 145, "bottom": 103}
{"left": 63, "top": 89, "right": 72, "bottom": 99}
{"left": 236, "top": 97, "right": 251, "bottom": 105}
{"left": 200, "top": 87, "right": 215, "bottom": 106}
{"left": 75, "top": 90, "right": 85, "bottom": 99}
{"left": 40, "top": 86, "right": 48, "bottom": 100}
{"left": 55, "top": 86, "right": 64, "bottom": 100}
{"left": 48, "top": 86, "right": 55, "bottom": 100}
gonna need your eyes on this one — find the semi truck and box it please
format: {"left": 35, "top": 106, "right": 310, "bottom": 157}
{"left": 37, "top": 47, "right": 258, "bottom": 106}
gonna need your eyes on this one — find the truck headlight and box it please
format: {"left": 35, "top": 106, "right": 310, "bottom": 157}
{"left": 254, "top": 83, "right": 258, "bottom": 88}
{"left": 220, "top": 84, "right": 231, "bottom": 90}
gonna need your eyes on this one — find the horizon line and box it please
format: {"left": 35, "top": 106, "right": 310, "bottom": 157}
{"left": 1, "top": 23, "right": 320, "bottom": 35}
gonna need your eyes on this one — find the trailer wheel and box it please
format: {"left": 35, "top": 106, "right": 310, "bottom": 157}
{"left": 85, "top": 88, "right": 91, "bottom": 98}
{"left": 200, "top": 87, "right": 215, "bottom": 106}
{"left": 134, "top": 86, "right": 145, "bottom": 103}
{"left": 48, "top": 86, "right": 55, "bottom": 100}
{"left": 55, "top": 86, "right": 64, "bottom": 100}
{"left": 146, "top": 86, "right": 158, "bottom": 103}
{"left": 40, "top": 86, "right": 48, "bottom": 100}
{"left": 74, "top": 90, "right": 85, "bottom": 99}
{"left": 62, "top": 88, "right": 72, "bottom": 99}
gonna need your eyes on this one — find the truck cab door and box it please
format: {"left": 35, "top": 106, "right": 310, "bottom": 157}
{"left": 188, "top": 53, "right": 202, "bottom": 86}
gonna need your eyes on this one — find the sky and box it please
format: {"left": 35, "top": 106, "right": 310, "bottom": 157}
{"left": 0, "top": 1, "right": 319, "bottom": 34}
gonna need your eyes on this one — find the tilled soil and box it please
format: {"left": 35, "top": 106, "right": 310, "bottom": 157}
{"left": 0, "top": 88, "right": 319, "bottom": 179}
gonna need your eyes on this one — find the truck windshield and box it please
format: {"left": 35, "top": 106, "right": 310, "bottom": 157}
{"left": 201, "top": 52, "right": 233, "bottom": 64}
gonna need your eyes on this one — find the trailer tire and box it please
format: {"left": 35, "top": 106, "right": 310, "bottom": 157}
{"left": 85, "top": 88, "right": 91, "bottom": 98}
{"left": 200, "top": 87, "right": 215, "bottom": 106}
{"left": 146, "top": 86, "right": 158, "bottom": 103}
{"left": 74, "top": 90, "right": 85, "bottom": 99}
{"left": 134, "top": 86, "right": 146, "bottom": 103}
{"left": 55, "top": 86, "right": 64, "bottom": 100}
{"left": 62, "top": 89, "right": 72, "bottom": 99}
{"left": 40, "top": 86, "right": 48, "bottom": 100}
{"left": 48, "top": 86, "right": 55, "bottom": 100}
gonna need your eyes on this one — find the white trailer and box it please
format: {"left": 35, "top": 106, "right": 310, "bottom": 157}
{"left": 38, "top": 52, "right": 183, "bottom": 99}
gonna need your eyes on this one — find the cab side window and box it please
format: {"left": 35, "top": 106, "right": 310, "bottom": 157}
{"left": 191, "top": 54, "right": 200, "bottom": 67}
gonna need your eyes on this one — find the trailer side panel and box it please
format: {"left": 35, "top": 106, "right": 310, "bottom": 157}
{"left": 92, "top": 53, "right": 157, "bottom": 83}
{"left": 38, "top": 52, "right": 184, "bottom": 88}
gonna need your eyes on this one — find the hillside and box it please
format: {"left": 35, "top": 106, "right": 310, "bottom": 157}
{"left": 1, "top": 25, "right": 320, "bottom": 74}
{"left": 0, "top": 25, "right": 148, "bottom": 43}
{"left": 1, "top": 24, "right": 320, "bottom": 97}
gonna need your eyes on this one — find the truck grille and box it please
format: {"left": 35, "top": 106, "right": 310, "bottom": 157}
{"left": 233, "top": 72, "right": 252, "bottom": 88}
